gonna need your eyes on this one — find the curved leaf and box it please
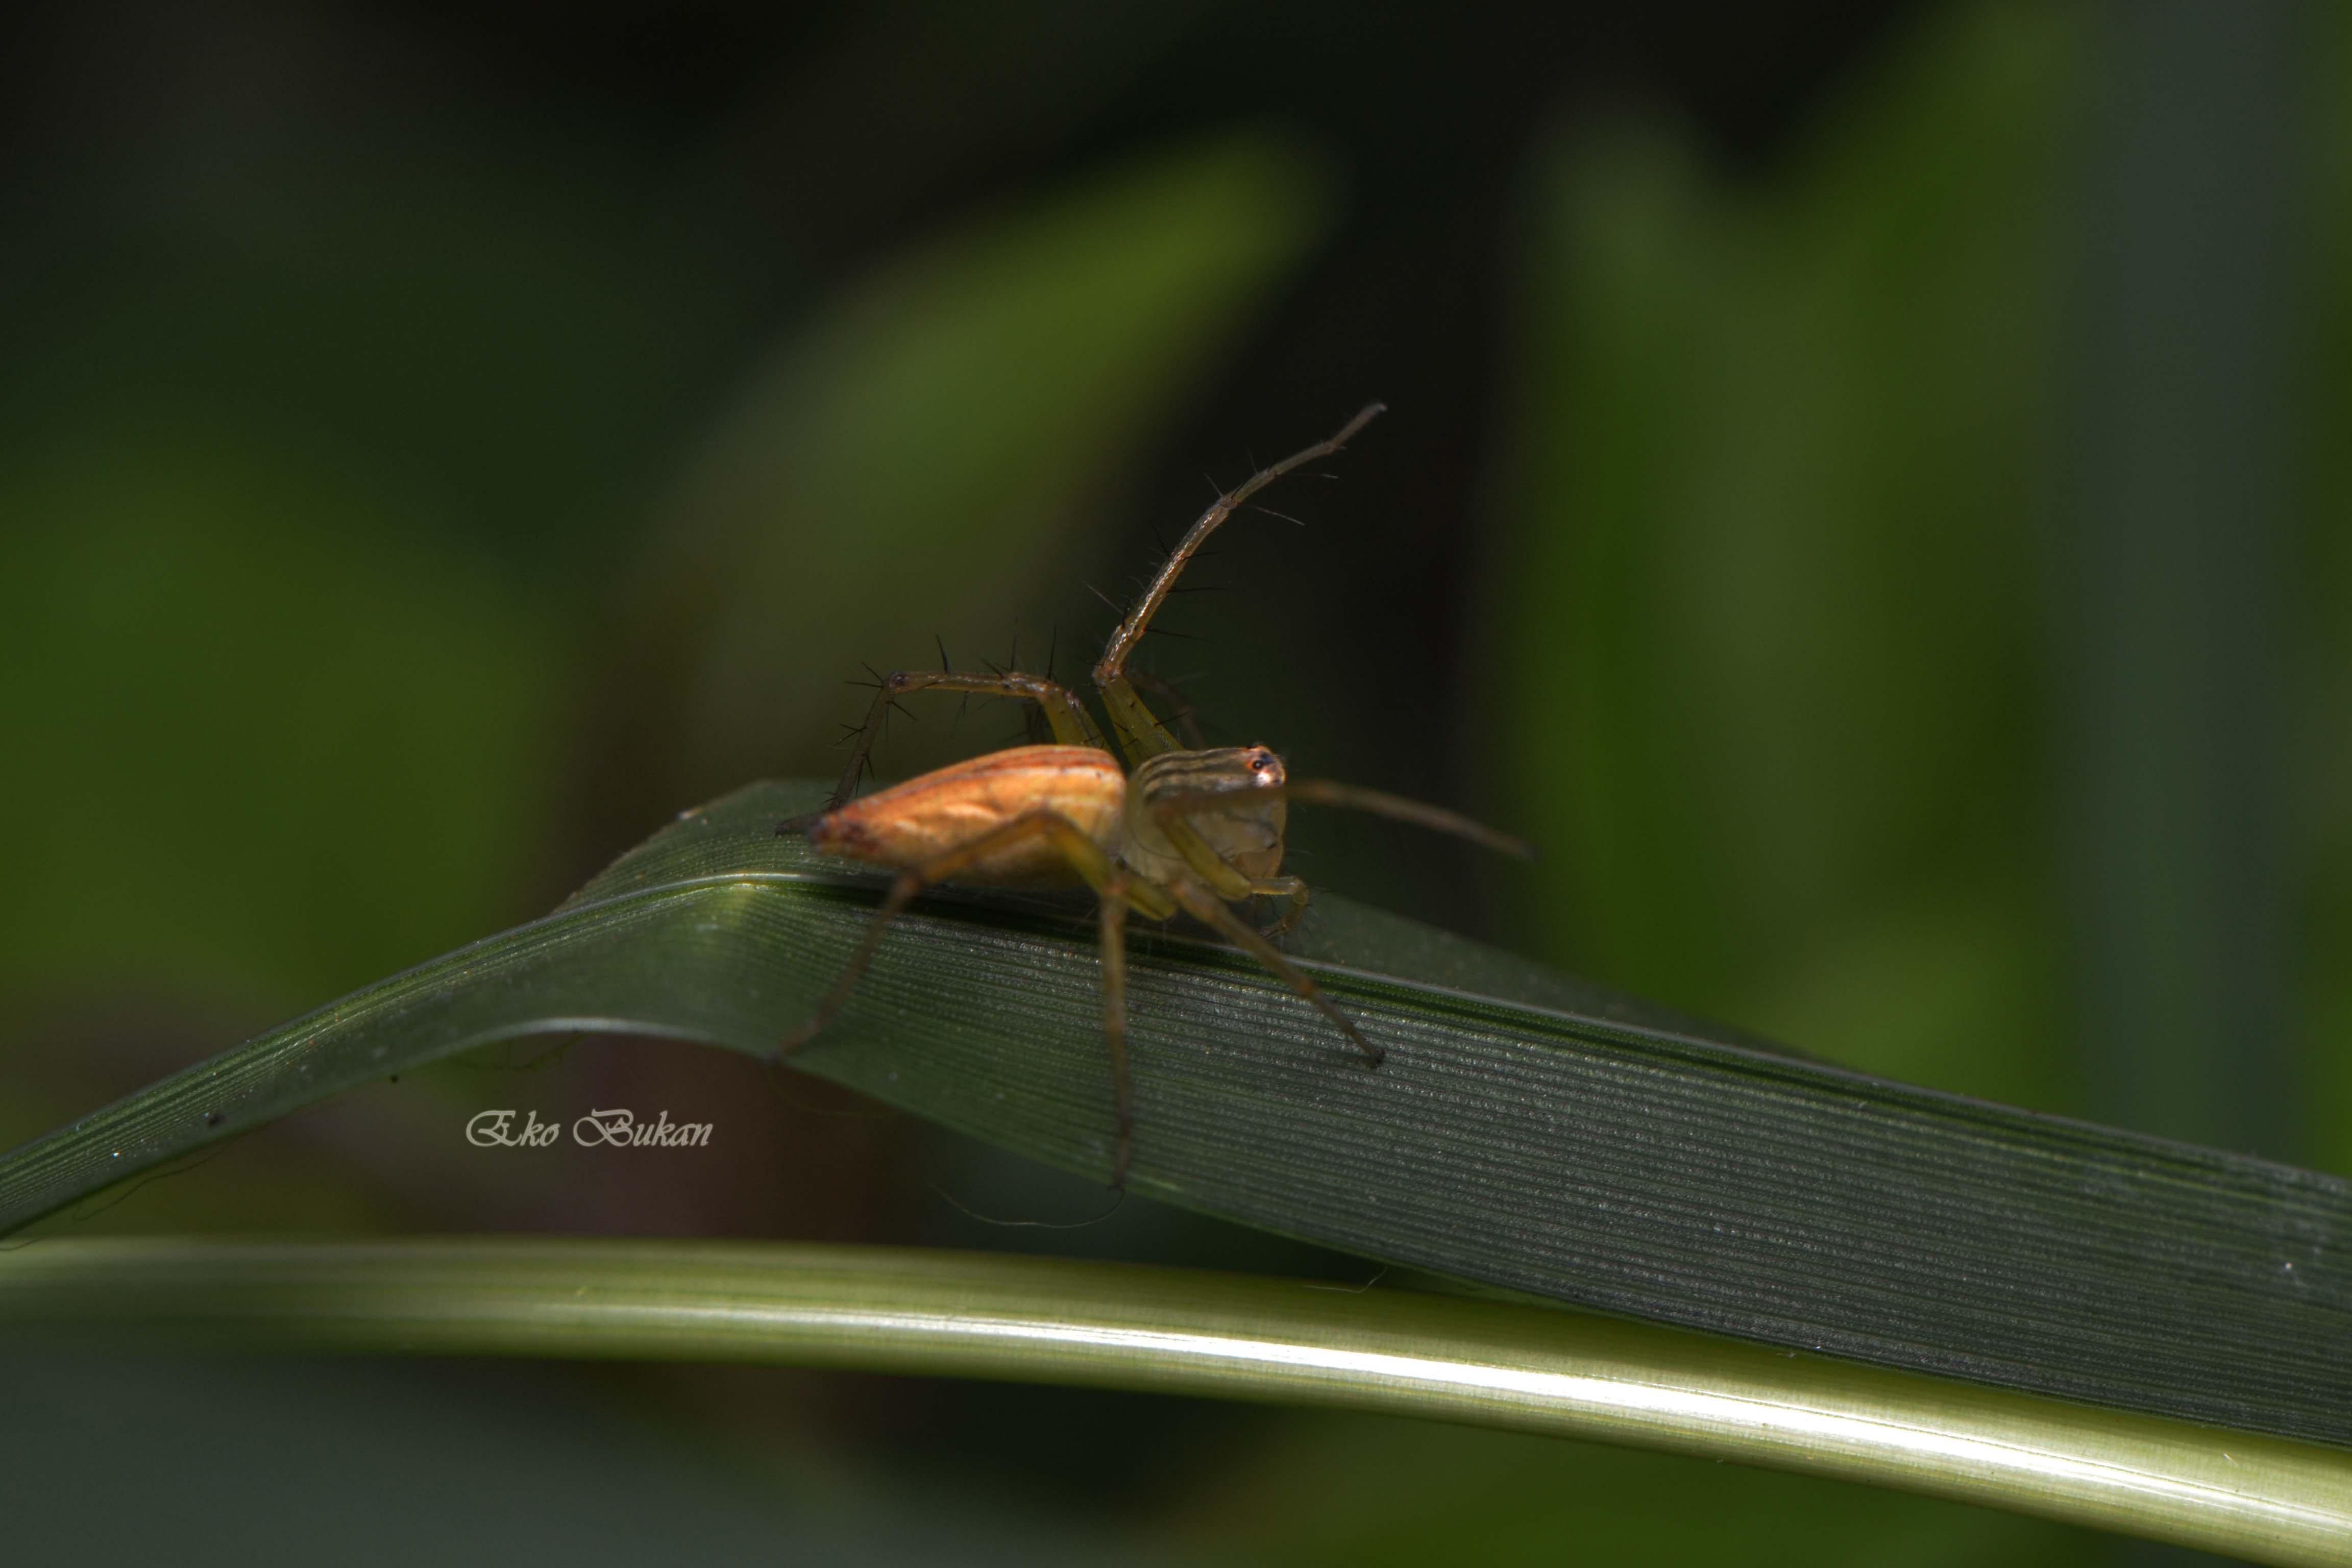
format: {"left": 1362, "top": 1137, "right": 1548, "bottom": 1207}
{"left": 3, "top": 1238, "right": 2346, "bottom": 1567}
{"left": 2, "top": 780, "right": 2347, "bottom": 1455}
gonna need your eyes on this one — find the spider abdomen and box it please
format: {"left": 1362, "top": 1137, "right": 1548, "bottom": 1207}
{"left": 805, "top": 744, "right": 1124, "bottom": 885}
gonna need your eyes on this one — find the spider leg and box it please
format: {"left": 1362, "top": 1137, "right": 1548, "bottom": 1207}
{"left": 1137, "top": 770, "right": 1532, "bottom": 1052}
{"left": 1098, "top": 872, "right": 1135, "bottom": 1187}
{"left": 778, "top": 804, "right": 1177, "bottom": 1188}
{"left": 829, "top": 669, "right": 1107, "bottom": 808}
{"left": 1244, "top": 873, "right": 1311, "bottom": 933}
{"left": 1151, "top": 778, "right": 1533, "bottom": 865}
{"left": 1125, "top": 670, "right": 1209, "bottom": 749}
{"left": 1160, "top": 869, "right": 1381, "bottom": 1066}
{"left": 1279, "top": 779, "right": 1533, "bottom": 860}
{"left": 1092, "top": 404, "right": 1384, "bottom": 762}
{"left": 780, "top": 806, "right": 1126, "bottom": 1055}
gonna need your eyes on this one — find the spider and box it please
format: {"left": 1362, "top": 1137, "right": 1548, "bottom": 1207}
{"left": 776, "top": 403, "right": 1528, "bottom": 1185}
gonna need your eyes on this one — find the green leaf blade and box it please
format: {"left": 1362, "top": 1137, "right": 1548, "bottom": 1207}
{"left": 4, "top": 780, "right": 2348, "bottom": 1454}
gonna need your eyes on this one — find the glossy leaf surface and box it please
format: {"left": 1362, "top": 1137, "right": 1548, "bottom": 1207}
{"left": 3, "top": 780, "right": 2347, "bottom": 1452}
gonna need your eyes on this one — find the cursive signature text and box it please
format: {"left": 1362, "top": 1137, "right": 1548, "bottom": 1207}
{"left": 466, "top": 1108, "right": 713, "bottom": 1149}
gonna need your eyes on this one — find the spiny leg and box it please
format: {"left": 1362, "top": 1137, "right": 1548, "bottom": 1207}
{"left": 1161, "top": 870, "right": 1381, "bottom": 1066}
{"left": 1092, "top": 403, "right": 1385, "bottom": 762}
{"left": 1124, "top": 670, "right": 1208, "bottom": 749}
{"left": 1097, "top": 403, "right": 1385, "bottom": 685}
{"left": 828, "top": 668, "right": 1107, "bottom": 808}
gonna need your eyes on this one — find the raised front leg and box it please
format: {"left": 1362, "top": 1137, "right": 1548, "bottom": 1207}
{"left": 1092, "top": 404, "right": 1385, "bottom": 762}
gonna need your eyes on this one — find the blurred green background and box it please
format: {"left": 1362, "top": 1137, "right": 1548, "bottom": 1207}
{"left": 2, "top": 1, "right": 2343, "bottom": 1562}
